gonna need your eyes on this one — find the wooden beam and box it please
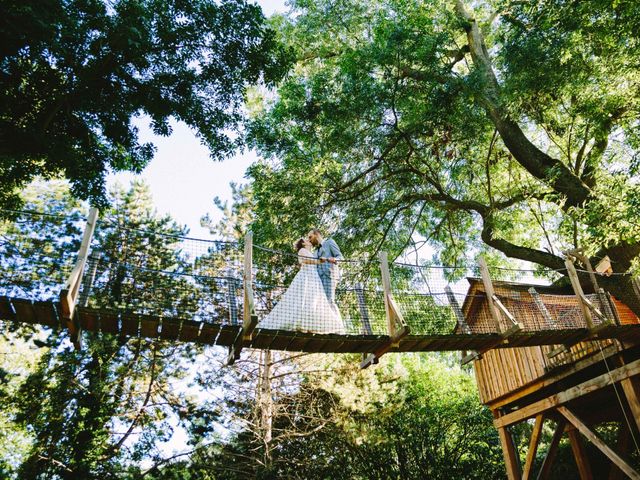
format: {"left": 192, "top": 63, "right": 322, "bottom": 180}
{"left": 495, "top": 357, "right": 640, "bottom": 428}
{"left": 479, "top": 257, "right": 503, "bottom": 334}
{"left": 493, "top": 294, "right": 520, "bottom": 329}
{"left": 559, "top": 406, "right": 640, "bottom": 480}
{"left": 522, "top": 414, "right": 545, "bottom": 480}
{"left": 360, "top": 316, "right": 409, "bottom": 369}
{"left": 620, "top": 374, "right": 640, "bottom": 433}
{"left": 379, "top": 251, "right": 395, "bottom": 338}
{"left": 242, "top": 231, "right": 256, "bottom": 339}
{"left": 494, "top": 410, "right": 522, "bottom": 480}
{"left": 565, "top": 258, "right": 594, "bottom": 330}
{"left": 567, "top": 427, "right": 594, "bottom": 480}
{"left": 60, "top": 207, "right": 99, "bottom": 350}
{"left": 355, "top": 283, "right": 373, "bottom": 335}
{"left": 228, "top": 232, "right": 256, "bottom": 365}
{"left": 445, "top": 285, "right": 472, "bottom": 334}
{"left": 536, "top": 420, "right": 565, "bottom": 480}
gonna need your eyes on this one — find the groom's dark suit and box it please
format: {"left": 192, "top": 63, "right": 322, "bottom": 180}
{"left": 315, "top": 238, "right": 343, "bottom": 306}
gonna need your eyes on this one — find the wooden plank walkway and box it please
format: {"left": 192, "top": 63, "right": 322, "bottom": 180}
{"left": 1, "top": 296, "right": 638, "bottom": 353}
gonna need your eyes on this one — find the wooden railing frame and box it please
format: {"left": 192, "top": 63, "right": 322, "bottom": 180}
{"left": 548, "top": 255, "right": 617, "bottom": 360}
{"left": 227, "top": 231, "right": 257, "bottom": 365}
{"left": 360, "top": 251, "right": 410, "bottom": 369}
{"left": 60, "top": 207, "right": 99, "bottom": 350}
{"left": 461, "top": 258, "right": 522, "bottom": 365}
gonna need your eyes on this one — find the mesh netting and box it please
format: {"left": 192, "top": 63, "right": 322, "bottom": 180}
{"left": 0, "top": 210, "right": 82, "bottom": 300}
{"left": 79, "top": 220, "right": 244, "bottom": 325}
{"left": 2, "top": 209, "right": 639, "bottom": 341}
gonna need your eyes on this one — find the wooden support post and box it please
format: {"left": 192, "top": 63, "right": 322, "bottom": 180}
{"left": 536, "top": 420, "right": 565, "bottom": 480}
{"left": 227, "top": 232, "right": 257, "bottom": 365}
{"left": 355, "top": 283, "right": 373, "bottom": 335}
{"left": 479, "top": 257, "right": 503, "bottom": 334}
{"left": 361, "top": 252, "right": 411, "bottom": 369}
{"left": 567, "top": 426, "right": 594, "bottom": 480}
{"left": 522, "top": 414, "right": 544, "bottom": 480}
{"left": 445, "top": 286, "right": 472, "bottom": 334}
{"left": 620, "top": 374, "right": 640, "bottom": 433}
{"left": 559, "top": 406, "right": 640, "bottom": 480}
{"left": 379, "top": 251, "right": 396, "bottom": 339}
{"left": 493, "top": 410, "right": 522, "bottom": 480}
{"left": 565, "top": 258, "right": 595, "bottom": 330}
{"left": 79, "top": 253, "right": 100, "bottom": 307}
{"left": 60, "top": 207, "right": 99, "bottom": 350}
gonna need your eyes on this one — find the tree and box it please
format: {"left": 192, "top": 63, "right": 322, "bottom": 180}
{"left": 0, "top": 0, "right": 291, "bottom": 210}
{"left": 0, "top": 181, "right": 210, "bottom": 479}
{"left": 245, "top": 0, "right": 640, "bottom": 311}
{"left": 152, "top": 353, "right": 508, "bottom": 479}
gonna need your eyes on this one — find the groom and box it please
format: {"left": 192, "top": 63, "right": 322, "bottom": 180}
{"left": 308, "top": 228, "right": 343, "bottom": 308}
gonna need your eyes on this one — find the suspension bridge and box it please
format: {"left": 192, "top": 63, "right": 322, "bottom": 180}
{"left": 1, "top": 208, "right": 639, "bottom": 367}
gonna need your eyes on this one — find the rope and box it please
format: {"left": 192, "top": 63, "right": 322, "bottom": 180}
{"left": 597, "top": 343, "right": 640, "bottom": 457}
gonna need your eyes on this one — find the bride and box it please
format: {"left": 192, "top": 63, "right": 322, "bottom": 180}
{"left": 258, "top": 237, "right": 345, "bottom": 334}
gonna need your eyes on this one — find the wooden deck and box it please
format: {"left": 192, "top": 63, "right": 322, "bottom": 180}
{"left": 2, "top": 296, "right": 638, "bottom": 354}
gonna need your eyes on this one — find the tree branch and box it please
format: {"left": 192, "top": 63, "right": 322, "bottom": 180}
{"left": 454, "top": 0, "right": 592, "bottom": 207}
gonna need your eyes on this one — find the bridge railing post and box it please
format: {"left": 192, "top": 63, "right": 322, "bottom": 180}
{"left": 478, "top": 257, "right": 503, "bottom": 335}
{"left": 379, "top": 251, "right": 396, "bottom": 339}
{"left": 360, "top": 251, "right": 410, "bottom": 369}
{"left": 243, "top": 231, "right": 256, "bottom": 338}
{"left": 564, "top": 257, "right": 595, "bottom": 331}
{"left": 60, "top": 207, "right": 99, "bottom": 350}
{"left": 227, "top": 231, "right": 257, "bottom": 365}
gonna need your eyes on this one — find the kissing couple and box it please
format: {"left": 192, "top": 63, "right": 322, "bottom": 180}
{"left": 258, "top": 229, "right": 346, "bottom": 334}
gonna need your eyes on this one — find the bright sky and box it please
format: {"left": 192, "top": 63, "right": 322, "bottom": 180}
{"left": 107, "top": 0, "right": 288, "bottom": 239}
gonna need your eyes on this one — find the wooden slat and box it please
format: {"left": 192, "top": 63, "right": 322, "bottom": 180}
{"left": 12, "top": 299, "right": 37, "bottom": 324}
{"left": 159, "top": 317, "right": 181, "bottom": 340}
{"left": 77, "top": 308, "right": 99, "bottom": 332}
{"left": 215, "top": 325, "right": 240, "bottom": 346}
{"left": 0, "top": 296, "right": 16, "bottom": 321}
{"left": 120, "top": 313, "right": 140, "bottom": 337}
{"left": 179, "top": 319, "right": 201, "bottom": 342}
{"left": 140, "top": 315, "right": 159, "bottom": 338}
{"left": 283, "top": 333, "right": 312, "bottom": 352}
{"left": 197, "top": 323, "right": 221, "bottom": 344}
{"left": 33, "top": 301, "right": 59, "bottom": 328}
{"left": 99, "top": 311, "right": 120, "bottom": 335}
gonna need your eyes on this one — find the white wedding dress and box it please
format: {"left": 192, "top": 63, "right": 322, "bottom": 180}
{"left": 258, "top": 248, "right": 345, "bottom": 334}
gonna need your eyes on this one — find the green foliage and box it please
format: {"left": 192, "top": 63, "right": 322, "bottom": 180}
{"left": 0, "top": 0, "right": 291, "bottom": 210}
{"left": 154, "top": 353, "right": 506, "bottom": 479}
{"left": 243, "top": 0, "right": 640, "bottom": 291}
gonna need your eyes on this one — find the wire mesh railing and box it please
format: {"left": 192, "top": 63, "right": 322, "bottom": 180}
{"left": 2, "top": 208, "right": 639, "bottom": 342}
{"left": 0, "top": 209, "right": 82, "bottom": 301}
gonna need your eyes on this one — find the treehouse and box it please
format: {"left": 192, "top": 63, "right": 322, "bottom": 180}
{"left": 461, "top": 276, "right": 640, "bottom": 479}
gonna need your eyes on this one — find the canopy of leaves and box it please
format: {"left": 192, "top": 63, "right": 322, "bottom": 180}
{"left": 244, "top": 0, "right": 640, "bottom": 291}
{"left": 0, "top": 0, "right": 291, "bottom": 210}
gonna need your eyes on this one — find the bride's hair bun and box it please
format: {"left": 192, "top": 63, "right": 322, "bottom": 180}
{"left": 294, "top": 238, "right": 306, "bottom": 252}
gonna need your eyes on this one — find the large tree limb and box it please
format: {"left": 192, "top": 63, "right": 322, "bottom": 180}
{"left": 454, "top": 0, "right": 592, "bottom": 207}
{"left": 480, "top": 214, "right": 566, "bottom": 270}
